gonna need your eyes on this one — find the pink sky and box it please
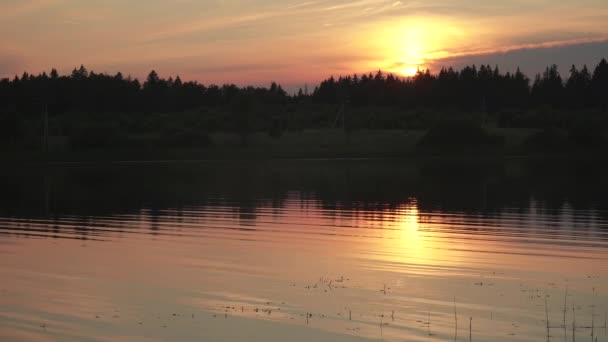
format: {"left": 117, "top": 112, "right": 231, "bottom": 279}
{"left": 1, "top": 0, "right": 607, "bottom": 88}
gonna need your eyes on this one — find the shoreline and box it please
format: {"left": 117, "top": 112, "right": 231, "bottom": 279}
{"left": 2, "top": 150, "right": 604, "bottom": 167}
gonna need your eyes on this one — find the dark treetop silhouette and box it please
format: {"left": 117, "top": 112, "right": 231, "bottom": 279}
{"left": 0, "top": 59, "right": 607, "bottom": 155}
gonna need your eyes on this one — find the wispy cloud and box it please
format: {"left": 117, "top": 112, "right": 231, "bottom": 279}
{"left": 0, "top": 0, "right": 65, "bottom": 18}
{"left": 287, "top": 1, "right": 324, "bottom": 9}
{"left": 442, "top": 37, "right": 608, "bottom": 61}
{"left": 144, "top": 11, "right": 280, "bottom": 43}
{"left": 429, "top": 40, "right": 608, "bottom": 77}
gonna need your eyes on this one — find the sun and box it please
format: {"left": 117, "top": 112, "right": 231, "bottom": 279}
{"left": 362, "top": 21, "right": 430, "bottom": 77}
{"left": 399, "top": 66, "right": 419, "bottom": 77}
{"left": 359, "top": 18, "right": 464, "bottom": 78}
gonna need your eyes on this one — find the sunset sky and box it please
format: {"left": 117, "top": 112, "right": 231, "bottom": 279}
{"left": 1, "top": 0, "right": 607, "bottom": 89}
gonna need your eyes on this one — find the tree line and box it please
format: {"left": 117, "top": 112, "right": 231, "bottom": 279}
{"left": 0, "top": 65, "right": 288, "bottom": 117}
{"left": 311, "top": 59, "right": 608, "bottom": 110}
{"left": 1, "top": 59, "right": 606, "bottom": 117}
{"left": 0, "top": 59, "right": 607, "bottom": 152}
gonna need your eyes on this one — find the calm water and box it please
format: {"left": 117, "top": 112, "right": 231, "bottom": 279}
{"left": 0, "top": 159, "right": 607, "bottom": 341}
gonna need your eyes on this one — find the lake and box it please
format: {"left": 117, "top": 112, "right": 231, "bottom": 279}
{"left": 0, "top": 158, "right": 607, "bottom": 341}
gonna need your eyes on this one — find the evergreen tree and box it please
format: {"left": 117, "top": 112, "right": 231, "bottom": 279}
{"left": 591, "top": 58, "right": 608, "bottom": 108}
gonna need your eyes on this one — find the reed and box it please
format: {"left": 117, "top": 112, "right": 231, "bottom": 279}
{"left": 454, "top": 297, "right": 458, "bottom": 341}
{"left": 428, "top": 311, "right": 431, "bottom": 337}
{"left": 591, "top": 288, "right": 595, "bottom": 341}
{"left": 573, "top": 306, "right": 576, "bottom": 342}
{"left": 564, "top": 287, "right": 568, "bottom": 341}
{"left": 545, "top": 295, "right": 550, "bottom": 341}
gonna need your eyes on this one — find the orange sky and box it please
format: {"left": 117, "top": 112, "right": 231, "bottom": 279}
{"left": 1, "top": 0, "right": 607, "bottom": 88}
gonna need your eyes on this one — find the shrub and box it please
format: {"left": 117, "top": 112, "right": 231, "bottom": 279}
{"left": 523, "top": 127, "right": 568, "bottom": 150}
{"left": 268, "top": 118, "right": 282, "bottom": 138}
{"left": 161, "top": 128, "right": 212, "bottom": 147}
{"left": 69, "top": 122, "right": 128, "bottom": 149}
{"left": 568, "top": 121, "right": 606, "bottom": 146}
{"left": 0, "top": 110, "right": 25, "bottom": 144}
{"left": 417, "top": 119, "right": 504, "bottom": 147}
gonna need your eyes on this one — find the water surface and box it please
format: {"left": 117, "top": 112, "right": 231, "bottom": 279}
{"left": 1, "top": 159, "right": 607, "bottom": 341}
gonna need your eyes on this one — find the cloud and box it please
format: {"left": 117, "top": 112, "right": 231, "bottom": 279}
{"left": 144, "top": 12, "right": 279, "bottom": 43}
{"left": 439, "top": 37, "right": 608, "bottom": 61}
{"left": 287, "top": 1, "right": 324, "bottom": 9}
{"left": 430, "top": 40, "right": 608, "bottom": 76}
{"left": 323, "top": 0, "right": 380, "bottom": 11}
{"left": 0, "top": 0, "right": 64, "bottom": 18}
{"left": 191, "top": 63, "right": 290, "bottom": 74}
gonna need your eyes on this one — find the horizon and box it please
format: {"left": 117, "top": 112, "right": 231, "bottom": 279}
{"left": 6, "top": 53, "right": 608, "bottom": 95}
{"left": 1, "top": 0, "right": 607, "bottom": 92}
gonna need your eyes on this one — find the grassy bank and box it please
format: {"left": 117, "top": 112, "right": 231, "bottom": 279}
{"left": 2, "top": 126, "right": 607, "bottom": 163}
{"left": 1, "top": 129, "right": 420, "bottom": 162}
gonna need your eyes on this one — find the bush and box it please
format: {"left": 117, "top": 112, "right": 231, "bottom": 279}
{"left": 417, "top": 119, "right": 504, "bottom": 147}
{"left": 69, "top": 122, "right": 128, "bottom": 149}
{"left": 268, "top": 118, "right": 282, "bottom": 138}
{"left": 161, "top": 128, "right": 212, "bottom": 147}
{"left": 523, "top": 127, "right": 568, "bottom": 150}
{"left": 0, "top": 110, "right": 25, "bottom": 144}
{"left": 568, "top": 121, "right": 606, "bottom": 146}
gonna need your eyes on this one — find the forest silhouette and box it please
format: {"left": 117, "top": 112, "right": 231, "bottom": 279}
{"left": 1, "top": 59, "right": 607, "bottom": 157}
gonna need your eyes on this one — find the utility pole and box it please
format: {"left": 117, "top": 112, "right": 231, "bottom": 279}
{"left": 333, "top": 88, "right": 349, "bottom": 132}
{"left": 480, "top": 96, "right": 488, "bottom": 127}
{"left": 42, "top": 103, "right": 49, "bottom": 152}
{"left": 342, "top": 99, "right": 347, "bottom": 132}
